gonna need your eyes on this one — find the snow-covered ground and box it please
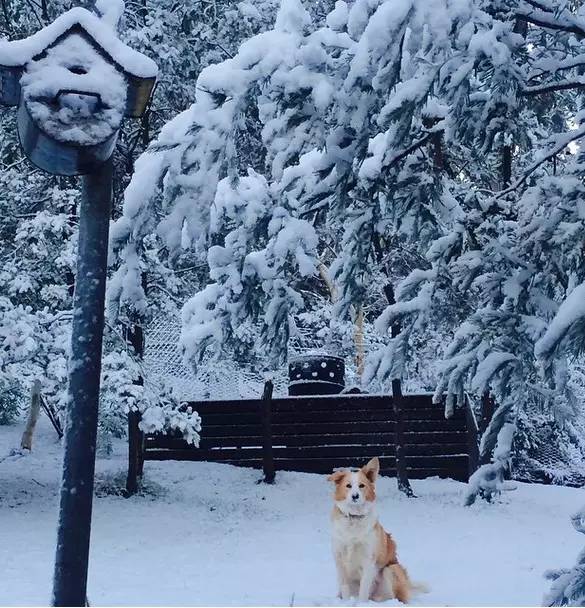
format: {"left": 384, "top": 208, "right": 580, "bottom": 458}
{"left": 0, "top": 418, "right": 583, "bottom": 607}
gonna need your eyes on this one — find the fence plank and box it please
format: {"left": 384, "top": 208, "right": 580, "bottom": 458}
{"left": 148, "top": 430, "right": 468, "bottom": 450}
{"left": 195, "top": 408, "right": 464, "bottom": 426}
{"left": 145, "top": 447, "right": 468, "bottom": 467}
{"left": 156, "top": 419, "right": 467, "bottom": 439}
{"left": 143, "top": 453, "right": 469, "bottom": 481}
{"left": 188, "top": 394, "right": 455, "bottom": 414}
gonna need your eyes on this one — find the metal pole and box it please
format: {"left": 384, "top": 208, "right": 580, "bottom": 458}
{"left": 52, "top": 157, "right": 113, "bottom": 607}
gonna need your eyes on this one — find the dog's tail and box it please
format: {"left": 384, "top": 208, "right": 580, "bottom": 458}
{"left": 409, "top": 580, "right": 430, "bottom": 597}
{"left": 382, "top": 564, "right": 430, "bottom": 604}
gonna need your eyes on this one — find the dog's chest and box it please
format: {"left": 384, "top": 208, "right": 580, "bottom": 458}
{"left": 332, "top": 518, "right": 376, "bottom": 577}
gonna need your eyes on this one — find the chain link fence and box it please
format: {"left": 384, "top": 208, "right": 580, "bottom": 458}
{"left": 143, "top": 312, "right": 289, "bottom": 400}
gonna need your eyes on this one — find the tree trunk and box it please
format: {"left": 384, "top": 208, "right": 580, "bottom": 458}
{"left": 354, "top": 306, "right": 365, "bottom": 380}
{"left": 124, "top": 316, "right": 145, "bottom": 497}
{"left": 383, "top": 283, "right": 415, "bottom": 497}
{"left": 319, "top": 260, "right": 366, "bottom": 382}
{"left": 501, "top": 143, "right": 512, "bottom": 188}
{"left": 21, "top": 379, "right": 42, "bottom": 451}
{"left": 500, "top": 18, "right": 526, "bottom": 190}
{"left": 318, "top": 261, "right": 338, "bottom": 301}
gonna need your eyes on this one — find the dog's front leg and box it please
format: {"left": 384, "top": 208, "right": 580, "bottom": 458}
{"left": 334, "top": 552, "right": 351, "bottom": 599}
{"left": 358, "top": 562, "right": 378, "bottom": 602}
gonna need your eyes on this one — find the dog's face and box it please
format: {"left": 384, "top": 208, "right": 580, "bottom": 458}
{"left": 328, "top": 457, "right": 379, "bottom": 516}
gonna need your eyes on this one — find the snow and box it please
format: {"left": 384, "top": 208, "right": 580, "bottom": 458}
{"left": 20, "top": 34, "right": 126, "bottom": 145}
{"left": 326, "top": 1, "right": 349, "bottom": 32}
{"left": 535, "top": 281, "right": 585, "bottom": 359}
{"left": 274, "top": 0, "right": 311, "bottom": 34}
{"left": 95, "top": 0, "right": 125, "bottom": 29}
{"left": 0, "top": 7, "right": 157, "bottom": 78}
{"left": 471, "top": 352, "right": 518, "bottom": 394}
{"left": 1, "top": 419, "right": 584, "bottom": 607}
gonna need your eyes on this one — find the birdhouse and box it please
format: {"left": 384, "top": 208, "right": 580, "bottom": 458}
{"left": 0, "top": 7, "right": 157, "bottom": 175}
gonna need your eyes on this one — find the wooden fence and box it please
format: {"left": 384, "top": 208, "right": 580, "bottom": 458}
{"left": 132, "top": 390, "right": 479, "bottom": 486}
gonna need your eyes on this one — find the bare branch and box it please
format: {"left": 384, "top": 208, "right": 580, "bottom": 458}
{"left": 518, "top": 1, "right": 585, "bottom": 38}
{"left": 496, "top": 126, "right": 585, "bottom": 200}
{"left": 521, "top": 77, "right": 585, "bottom": 96}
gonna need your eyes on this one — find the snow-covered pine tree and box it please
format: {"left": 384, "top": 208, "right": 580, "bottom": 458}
{"left": 109, "top": 0, "right": 337, "bottom": 371}
{"left": 0, "top": 136, "right": 75, "bottom": 425}
{"left": 382, "top": 0, "right": 585, "bottom": 504}
{"left": 112, "top": 0, "right": 486, "bottom": 370}
{"left": 534, "top": 164, "right": 585, "bottom": 604}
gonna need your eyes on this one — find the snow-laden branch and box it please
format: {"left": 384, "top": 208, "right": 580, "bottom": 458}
{"left": 528, "top": 54, "right": 585, "bottom": 81}
{"left": 535, "top": 282, "right": 585, "bottom": 360}
{"left": 471, "top": 352, "right": 518, "bottom": 395}
{"left": 518, "top": 0, "right": 585, "bottom": 39}
{"left": 496, "top": 124, "right": 585, "bottom": 199}
{"left": 521, "top": 77, "right": 585, "bottom": 97}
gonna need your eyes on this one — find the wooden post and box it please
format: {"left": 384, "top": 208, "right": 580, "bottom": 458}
{"left": 465, "top": 397, "right": 480, "bottom": 479}
{"left": 124, "top": 316, "right": 145, "bottom": 497}
{"left": 21, "top": 379, "right": 42, "bottom": 451}
{"left": 392, "top": 381, "right": 415, "bottom": 497}
{"left": 126, "top": 410, "right": 144, "bottom": 496}
{"left": 260, "top": 380, "right": 275, "bottom": 484}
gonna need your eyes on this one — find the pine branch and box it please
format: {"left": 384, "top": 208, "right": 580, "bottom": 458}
{"left": 521, "top": 77, "right": 585, "bottom": 96}
{"left": 495, "top": 125, "right": 585, "bottom": 199}
{"left": 383, "top": 132, "right": 434, "bottom": 171}
{"left": 1, "top": 0, "right": 12, "bottom": 31}
{"left": 518, "top": 1, "right": 585, "bottom": 39}
{"left": 528, "top": 54, "right": 585, "bottom": 81}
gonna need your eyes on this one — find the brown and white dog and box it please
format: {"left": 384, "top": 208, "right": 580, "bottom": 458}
{"left": 327, "top": 457, "right": 426, "bottom": 603}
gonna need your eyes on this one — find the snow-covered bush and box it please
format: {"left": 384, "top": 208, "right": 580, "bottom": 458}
{"left": 98, "top": 339, "right": 202, "bottom": 450}
{"left": 0, "top": 298, "right": 71, "bottom": 419}
{"left": 0, "top": 378, "right": 25, "bottom": 425}
{"left": 544, "top": 507, "right": 585, "bottom": 606}
{"left": 98, "top": 349, "right": 145, "bottom": 453}
{"left": 139, "top": 385, "right": 202, "bottom": 447}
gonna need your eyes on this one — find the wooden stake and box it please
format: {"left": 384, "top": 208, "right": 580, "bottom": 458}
{"left": 21, "top": 379, "right": 42, "bottom": 451}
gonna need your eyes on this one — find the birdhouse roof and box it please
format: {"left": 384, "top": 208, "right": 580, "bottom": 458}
{"left": 0, "top": 7, "right": 158, "bottom": 79}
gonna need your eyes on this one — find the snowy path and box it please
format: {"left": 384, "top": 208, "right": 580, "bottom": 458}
{"left": 0, "top": 419, "right": 583, "bottom": 606}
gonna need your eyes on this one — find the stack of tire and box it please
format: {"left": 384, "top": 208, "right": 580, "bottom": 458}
{"left": 288, "top": 355, "right": 345, "bottom": 396}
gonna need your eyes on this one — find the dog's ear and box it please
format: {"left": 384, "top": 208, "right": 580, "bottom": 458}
{"left": 328, "top": 471, "right": 346, "bottom": 484}
{"left": 362, "top": 457, "right": 380, "bottom": 483}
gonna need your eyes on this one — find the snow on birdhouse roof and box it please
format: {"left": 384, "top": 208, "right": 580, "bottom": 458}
{"left": 0, "top": 7, "right": 158, "bottom": 79}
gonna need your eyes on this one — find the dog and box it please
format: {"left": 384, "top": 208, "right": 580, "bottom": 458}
{"left": 327, "top": 457, "right": 427, "bottom": 603}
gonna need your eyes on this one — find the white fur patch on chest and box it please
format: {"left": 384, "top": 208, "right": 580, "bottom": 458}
{"left": 332, "top": 515, "right": 377, "bottom": 580}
